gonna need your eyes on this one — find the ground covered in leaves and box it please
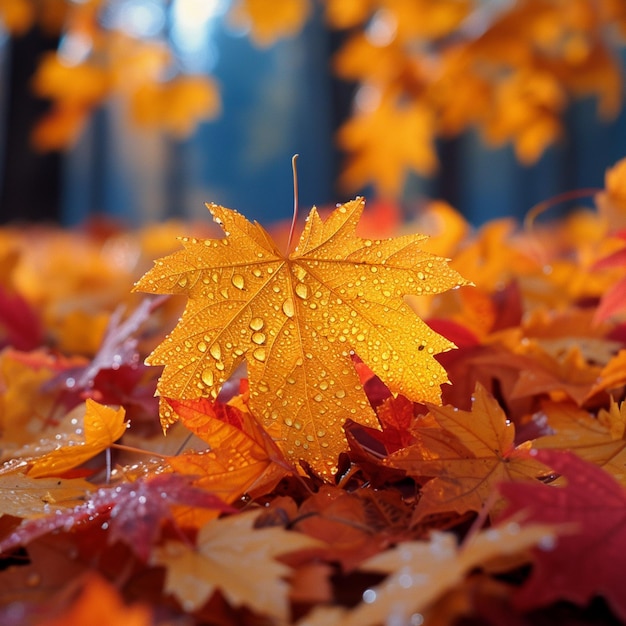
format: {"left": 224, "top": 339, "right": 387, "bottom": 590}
{"left": 3, "top": 159, "right": 626, "bottom": 625}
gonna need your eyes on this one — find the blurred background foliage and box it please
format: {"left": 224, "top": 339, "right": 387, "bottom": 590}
{"left": 0, "top": 0, "right": 625, "bottom": 227}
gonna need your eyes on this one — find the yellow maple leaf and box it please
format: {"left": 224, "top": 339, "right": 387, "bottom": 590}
{"left": 134, "top": 198, "right": 466, "bottom": 476}
{"left": 151, "top": 510, "right": 321, "bottom": 620}
{"left": 228, "top": 0, "right": 311, "bottom": 47}
{"left": 2, "top": 399, "right": 127, "bottom": 478}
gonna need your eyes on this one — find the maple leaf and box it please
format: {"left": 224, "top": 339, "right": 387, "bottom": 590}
{"left": 165, "top": 397, "right": 289, "bottom": 503}
{"left": 297, "top": 521, "right": 557, "bottom": 626}
{"left": 134, "top": 198, "right": 466, "bottom": 476}
{"left": 151, "top": 510, "right": 321, "bottom": 619}
{"left": 1, "top": 399, "right": 127, "bottom": 478}
{"left": 534, "top": 400, "right": 626, "bottom": 485}
{"left": 498, "top": 449, "right": 626, "bottom": 621}
{"left": 388, "top": 383, "right": 550, "bottom": 519}
{"left": 337, "top": 97, "right": 437, "bottom": 196}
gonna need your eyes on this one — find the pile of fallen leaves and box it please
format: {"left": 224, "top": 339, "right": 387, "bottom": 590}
{"left": 2, "top": 158, "right": 626, "bottom": 625}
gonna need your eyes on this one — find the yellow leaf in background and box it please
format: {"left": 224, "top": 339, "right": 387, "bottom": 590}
{"left": 596, "top": 157, "right": 626, "bottom": 229}
{"left": 3, "top": 399, "right": 127, "bottom": 478}
{"left": 338, "top": 97, "right": 437, "bottom": 196}
{"left": 135, "top": 198, "right": 466, "bottom": 476}
{"left": 31, "top": 105, "right": 89, "bottom": 152}
{"left": 229, "top": 0, "right": 311, "bottom": 47}
{"left": 325, "top": 0, "right": 373, "bottom": 29}
{"left": 0, "top": 0, "right": 34, "bottom": 34}
{"left": 333, "top": 33, "right": 409, "bottom": 84}
{"left": 484, "top": 70, "right": 565, "bottom": 164}
{"left": 0, "top": 349, "right": 87, "bottom": 447}
{"left": 382, "top": 0, "right": 471, "bottom": 41}
{"left": 131, "top": 76, "right": 221, "bottom": 138}
{"left": 55, "top": 309, "right": 110, "bottom": 357}
{"left": 151, "top": 510, "right": 321, "bottom": 619}
{"left": 32, "top": 54, "right": 109, "bottom": 105}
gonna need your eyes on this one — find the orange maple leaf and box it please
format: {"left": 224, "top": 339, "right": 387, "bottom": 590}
{"left": 135, "top": 198, "right": 466, "bottom": 476}
{"left": 39, "top": 573, "right": 152, "bottom": 626}
{"left": 165, "top": 397, "right": 289, "bottom": 504}
{"left": 388, "top": 383, "right": 549, "bottom": 519}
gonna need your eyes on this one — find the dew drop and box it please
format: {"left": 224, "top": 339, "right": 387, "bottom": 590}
{"left": 177, "top": 276, "right": 188, "bottom": 288}
{"left": 209, "top": 343, "right": 222, "bottom": 360}
{"left": 197, "top": 341, "right": 207, "bottom": 353}
{"left": 201, "top": 369, "right": 214, "bottom": 386}
{"left": 363, "top": 589, "right": 377, "bottom": 604}
{"left": 253, "top": 347, "right": 266, "bottom": 362}
{"left": 295, "top": 283, "right": 309, "bottom": 299}
{"left": 250, "top": 317, "right": 264, "bottom": 331}
{"left": 335, "top": 389, "right": 346, "bottom": 399}
{"left": 282, "top": 298, "right": 295, "bottom": 318}
{"left": 252, "top": 332, "right": 266, "bottom": 345}
{"left": 313, "top": 393, "right": 323, "bottom": 402}
{"left": 231, "top": 274, "right": 245, "bottom": 290}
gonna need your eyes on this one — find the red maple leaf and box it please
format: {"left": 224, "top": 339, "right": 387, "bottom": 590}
{"left": 498, "top": 449, "right": 626, "bottom": 621}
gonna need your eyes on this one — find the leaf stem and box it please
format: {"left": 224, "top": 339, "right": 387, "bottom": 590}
{"left": 110, "top": 442, "right": 168, "bottom": 459}
{"left": 286, "top": 154, "right": 300, "bottom": 254}
{"left": 524, "top": 187, "right": 601, "bottom": 232}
